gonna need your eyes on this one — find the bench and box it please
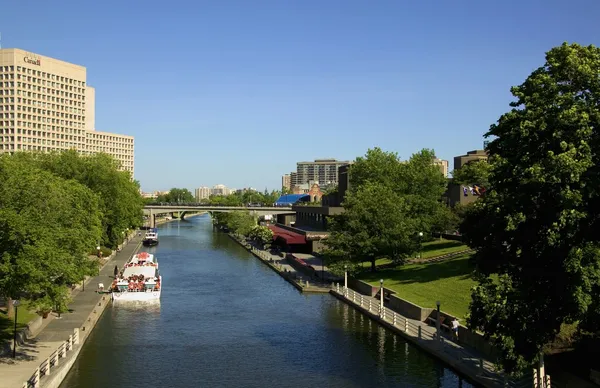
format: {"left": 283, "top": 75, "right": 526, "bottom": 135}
{"left": 427, "top": 316, "right": 452, "bottom": 332}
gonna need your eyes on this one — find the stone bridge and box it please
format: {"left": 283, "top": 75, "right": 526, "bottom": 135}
{"left": 143, "top": 205, "right": 295, "bottom": 228}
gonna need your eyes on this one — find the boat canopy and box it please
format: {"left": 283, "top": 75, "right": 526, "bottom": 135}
{"left": 122, "top": 266, "right": 157, "bottom": 279}
{"left": 131, "top": 252, "right": 155, "bottom": 264}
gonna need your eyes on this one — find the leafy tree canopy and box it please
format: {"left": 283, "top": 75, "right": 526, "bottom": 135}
{"left": 325, "top": 148, "right": 449, "bottom": 271}
{"left": 0, "top": 155, "right": 102, "bottom": 316}
{"left": 451, "top": 159, "right": 492, "bottom": 189}
{"left": 460, "top": 43, "right": 600, "bottom": 374}
{"left": 27, "top": 150, "right": 144, "bottom": 248}
{"left": 157, "top": 188, "right": 194, "bottom": 203}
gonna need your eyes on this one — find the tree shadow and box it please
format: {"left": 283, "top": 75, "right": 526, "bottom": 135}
{"left": 421, "top": 240, "right": 465, "bottom": 254}
{"left": 359, "top": 256, "right": 476, "bottom": 285}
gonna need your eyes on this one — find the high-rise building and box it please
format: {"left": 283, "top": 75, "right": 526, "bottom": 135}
{"left": 212, "top": 184, "right": 231, "bottom": 196}
{"left": 281, "top": 174, "right": 291, "bottom": 191}
{"left": 295, "top": 159, "right": 350, "bottom": 186}
{"left": 195, "top": 186, "right": 211, "bottom": 201}
{"left": 0, "top": 48, "right": 135, "bottom": 176}
{"left": 433, "top": 158, "right": 449, "bottom": 177}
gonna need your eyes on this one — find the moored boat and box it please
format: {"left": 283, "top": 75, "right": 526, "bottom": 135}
{"left": 111, "top": 252, "right": 162, "bottom": 302}
{"left": 143, "top": 228, "right": 159, "bottom": 246}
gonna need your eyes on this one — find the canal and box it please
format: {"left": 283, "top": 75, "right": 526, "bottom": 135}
{"left": 60, "top": 214, "right": 474, "bottom": 388}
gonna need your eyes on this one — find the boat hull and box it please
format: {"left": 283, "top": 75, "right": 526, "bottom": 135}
{"left": 112, "top": 289, "right": 161, "bottom": 302}
{"left": 142, "top": 239, "right": 159, "bottom": 246}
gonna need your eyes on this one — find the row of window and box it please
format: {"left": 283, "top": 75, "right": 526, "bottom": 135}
{"left": 0, "top": 65, "right": 86, "bottom": 88}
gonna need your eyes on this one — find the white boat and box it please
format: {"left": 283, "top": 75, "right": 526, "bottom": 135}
{"left": 111, "top": 252, "right": 162, "bottom": 302}
{"left": 143, "top": 228, "right": 159, "bottom": 246}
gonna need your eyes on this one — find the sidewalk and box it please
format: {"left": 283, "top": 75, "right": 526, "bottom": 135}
{"left": 331, "top": 286, "right": 530, "bottom": 388}
{"left": 0, "top": 235, "right": 142, "bottom": 388}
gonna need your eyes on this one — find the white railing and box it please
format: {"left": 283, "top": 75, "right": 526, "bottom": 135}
{"left": 332, "top": 284, "right": 523, "bottom": 387}
{"left": 22, "top": 328, "right": 80, "bottom": 388}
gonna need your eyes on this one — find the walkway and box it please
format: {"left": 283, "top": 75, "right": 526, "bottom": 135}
{"left": 0, "top": 235, "right": 142, "bottom": 388}
{"left": 332, "top": 286, "right": 530, "bottom": 388}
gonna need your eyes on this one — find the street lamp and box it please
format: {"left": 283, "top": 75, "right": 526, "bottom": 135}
{"left": 418, "top": 232, "right": 424, "bottom": 259}
{"left": 12, "top": 299, "right": 20, "bottom": 358}
{"left": 436, "top": 301, "right": 441, "bottom": 342}
{"left": 96, "top": 245, "right": 101, "bottom": 258}
{"left": 344, "top": 265, "right": 348, "bottom": 292}
{"left": 379, "top": 279, "right": 384, "bottom": 316}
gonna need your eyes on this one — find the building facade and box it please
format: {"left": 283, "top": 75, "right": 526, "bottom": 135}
{"left": 295, "top": 159, "right": 350, "bottom": 186}
{"left": 433, "top": 158, "right": 449, "bottom": 177}
{"left": 281, "top": 174, "right": 291, "bottom": 191}
{"left": 195, "top": 186, "right": 211, "bottom": 201}
{"left": 0, "top": 48, "right": 135, "bottom": 175}
{"left": 446, "top": 149, "right": 489, "bottom": 206}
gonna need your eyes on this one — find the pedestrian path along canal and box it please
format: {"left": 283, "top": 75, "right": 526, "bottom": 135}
{"left": 60, "top": 215, "right": 473, "bottom": 388}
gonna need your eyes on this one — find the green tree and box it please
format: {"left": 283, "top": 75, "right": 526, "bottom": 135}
{"left": 158, "top": 188, "right": 194, "bottom": 203}
{"left": 249, "top": 225, "right": 274, "bottom": 247}
{"left": 33, "top": 151, "right": 143, "bottom": 248}
{"left": 325, "top": 148, "right": 448, "bottom": 271}
{"left": 451, "top": 159, "right": 491, "bottom": 189}
{"left": 227, "top": 211, "right": 257, "bottom": 236}
{"left": 460, "top": 43, "right": 600, "bottom": 374}
{"left": 0, "top": 156, "right": 102, "bottom": 317}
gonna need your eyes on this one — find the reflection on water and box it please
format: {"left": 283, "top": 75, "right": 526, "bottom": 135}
{"left": 61, "top": 215, "right": 474, "bottom": 388}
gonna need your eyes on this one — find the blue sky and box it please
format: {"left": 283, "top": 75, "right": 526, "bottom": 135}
{"left": 1, "top": 0, "right": 599, "bottom": 192}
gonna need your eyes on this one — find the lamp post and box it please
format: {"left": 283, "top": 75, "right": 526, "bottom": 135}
{"left": 344, "top": 265, "right": 348, "bottom": 292}
{"left": 418, "top": 232, "right": 424, "bottom": 259}
{"left": 96, "top": 245, "right": 101, "bottom": 259}
{"left": 379, "top": 279, "right": 384, "bottom": 317}
{"left": 436, "top": 301, "right": 441, "bottom": 342}
{"left": 12, "top": 299, "right": 20, "bottom": 358}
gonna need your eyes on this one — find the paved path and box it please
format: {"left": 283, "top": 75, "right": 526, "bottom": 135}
{"left": 331, "top": 287, "right": 531, "bottom": 388}
{"left": 0, "top": 235, "right": 142, "bottom": 388}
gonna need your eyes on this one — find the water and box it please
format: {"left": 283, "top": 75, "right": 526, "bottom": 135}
{"left": 60, "top": 215, "right": 474, "bottom": 388}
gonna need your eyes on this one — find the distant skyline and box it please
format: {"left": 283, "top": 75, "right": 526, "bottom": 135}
{"left": 1, "top": 0, "right": 599, "bottom": 192}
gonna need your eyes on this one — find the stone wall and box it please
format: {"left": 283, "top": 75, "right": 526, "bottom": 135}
{"left": 388, "top": 295, "right": 434, "bottom": 321}
{"left": 348, "top": 277, "right": 377, "bottom": 296}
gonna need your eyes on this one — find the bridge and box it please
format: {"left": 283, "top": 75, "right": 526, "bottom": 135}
{"left": 143, "top": 205, "right": 295, "bottom": 228}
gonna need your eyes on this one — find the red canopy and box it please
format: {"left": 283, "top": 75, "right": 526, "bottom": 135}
{"left": 268, "top": 225, "right": 306, "bottom": 245}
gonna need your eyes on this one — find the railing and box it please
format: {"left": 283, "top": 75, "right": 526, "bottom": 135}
{"left": 332, "top": 284, "right": 540, "bottom": 388}
{"left": 22, "top": 328, "right": 80, "bottom": 388}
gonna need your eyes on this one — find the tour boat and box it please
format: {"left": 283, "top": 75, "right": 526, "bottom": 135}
{"left": 143, "top": 228, "right": 159, "bottom": 246}
{"left": 111, "top": 252, "right": 162, "bottom": 302}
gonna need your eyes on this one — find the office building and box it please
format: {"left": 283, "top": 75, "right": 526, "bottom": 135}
{"left": 0, "top": 48, "right": 135, "bottom": 175}
{"left": 295, "top": 158, "right": 350, "bottom": 186}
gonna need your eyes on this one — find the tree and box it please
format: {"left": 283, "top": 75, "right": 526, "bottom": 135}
{"left": 325, "top": 148, "right": 448, "bottom": 271}
{"left": 32, "top": 151, "right": 144, "bottom": 248}
{"left": 249, "top": 225, "right": 274, "bottom": 247}
{"left": 451, "top": 159, "right": 491, "bottom": 189}
{"left": 460, "top": 43, "right": 600, "bottom": 374}
{"left": 326, "top": 182, "right": 422, "bottom": 271}
{"left": 0, "top": 155, "right": 102, "bottom": 317}
{"left": 157, "top": 188, "right": 194, "bottom": 203}
{"left": 227, "top": 211, "right": 257, "bottom": 236}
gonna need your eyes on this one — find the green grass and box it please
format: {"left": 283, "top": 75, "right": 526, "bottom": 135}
{"left": 358, "top": 253, "right": 476, "bottom": 319}
{"left": 0, "top": 301, "right": 38, "bottom": 343}
{"left": 363, "top": 238, "right": 469, "bottom": 268}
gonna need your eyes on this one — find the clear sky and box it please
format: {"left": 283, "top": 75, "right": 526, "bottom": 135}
{"left": 1, "top": 0, "right": 599, "bottom": 192}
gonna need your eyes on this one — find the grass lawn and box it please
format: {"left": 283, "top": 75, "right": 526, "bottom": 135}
{"left": 0, "top": 301, "right": 38, "bottom": 343}
{"left": 364, "top": 238, "right": 469, "bottom": 268}
{"left": 357, "top": 253, "right": 476, "bottom": 320}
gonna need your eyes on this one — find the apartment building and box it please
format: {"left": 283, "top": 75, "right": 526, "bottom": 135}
{"left": 295, "top": 159, "right": 350, "bottom": 186}
{"left": 0, "top": 48, "right": 135, "bottom": 175}
{"left": 433, "top": 158, "right": 449, "bottom": 177}
{"left": 281, "top": 174, "right": 291, "bottom": 191}
{"left": 195, "top": 186, "right": 211, "bottom": 201}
